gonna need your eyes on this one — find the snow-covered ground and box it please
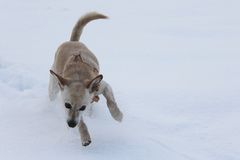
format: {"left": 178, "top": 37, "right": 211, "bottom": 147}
{"left": 0, "top": 0, "right": 240, "bottom": 159}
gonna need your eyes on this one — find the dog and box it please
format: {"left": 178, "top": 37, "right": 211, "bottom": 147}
{"left": 48, "top": 12, "right": 123, "bottom": 146}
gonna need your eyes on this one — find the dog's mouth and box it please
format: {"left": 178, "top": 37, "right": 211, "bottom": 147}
{"left": 67, "top": 120, "right": 77, "bottom": 128}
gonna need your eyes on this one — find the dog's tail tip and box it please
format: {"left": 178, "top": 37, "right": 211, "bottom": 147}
{"left": 92, "top": 11, "right": 108, "bottom": 19}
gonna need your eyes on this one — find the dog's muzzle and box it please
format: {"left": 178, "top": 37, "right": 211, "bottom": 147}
{"left": 67, "top": 120, "right": 77, "bottom": 128}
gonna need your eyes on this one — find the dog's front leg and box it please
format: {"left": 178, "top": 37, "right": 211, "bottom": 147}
{"left": 97, "top": 81, "right": 123, "bottom": 122}
{"left": 79, "top": 117, "right": 91, "bottom": 146}
{"left": 48, "top": 72, "right": 60, "bottom": 101}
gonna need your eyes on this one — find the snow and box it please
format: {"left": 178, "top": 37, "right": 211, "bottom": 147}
{"left": 0, "top": 0, "right": 240, "bottom": 159}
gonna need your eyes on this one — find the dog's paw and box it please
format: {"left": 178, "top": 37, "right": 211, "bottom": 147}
{"left": 107, "top": 101, "right": 124, "bottom": 122}
{"left": 82, "top": 140, "right": 91, "bottom": 146}
{"left": 110, "top": 105, "right": 123, "bottom": 122}
{"left": 113, "top": 110, "right": 123, "bottom": 122}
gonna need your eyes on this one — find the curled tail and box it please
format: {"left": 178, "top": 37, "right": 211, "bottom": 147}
{"left": 70, "top": 12, "right": 108, "bottom": 41}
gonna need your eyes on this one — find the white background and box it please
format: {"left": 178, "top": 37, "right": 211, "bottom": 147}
{"left": 0, "top": 0, "right": 239, "bottom": 159}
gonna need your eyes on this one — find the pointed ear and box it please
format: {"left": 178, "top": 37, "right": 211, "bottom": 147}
{"left": 86, "top": 74, "right": 103, "bottom": 93}
{"left": 50, "top": 70, "right": 69, "bottom": 88}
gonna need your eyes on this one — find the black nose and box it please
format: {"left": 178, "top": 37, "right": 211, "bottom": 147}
{"left": 67, "top": 120, "right": 77, "bottom": 128}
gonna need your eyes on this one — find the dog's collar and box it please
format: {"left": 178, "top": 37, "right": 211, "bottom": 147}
{"left": 91, "top": 95, "right": 99, "bottom": 103}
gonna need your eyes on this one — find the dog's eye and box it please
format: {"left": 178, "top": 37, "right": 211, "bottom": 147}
{"left": 79, "top": 105, "right": 86, "bottom": 111}
{"left": 65, "top": 103, "right": 72, "bottom": 109}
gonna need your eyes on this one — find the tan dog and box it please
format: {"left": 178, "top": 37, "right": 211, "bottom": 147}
{"left": 48, "top": 12, "right": 123, "bottom": 146}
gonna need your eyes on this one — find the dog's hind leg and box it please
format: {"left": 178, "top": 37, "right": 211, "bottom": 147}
{"left": 48, "top": 71, "right": 59, "bottom": 101}
{"left": 79, "top": 117, "right": 91, "bottom": 146}
{"left": 97, "top": 81, "right": 123, "bottom": 122}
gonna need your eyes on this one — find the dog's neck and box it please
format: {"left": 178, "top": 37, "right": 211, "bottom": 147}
{"left": 62, "top": 54, "right": 98, "bottom": 82}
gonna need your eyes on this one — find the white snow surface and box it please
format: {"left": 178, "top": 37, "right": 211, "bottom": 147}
{"left": 0, "top": 0, "right": 240, "bottom": 159}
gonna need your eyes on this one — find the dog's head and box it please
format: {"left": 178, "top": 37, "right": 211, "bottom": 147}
{"left": 50, "top": 70, "right": 102, "bottom": 128}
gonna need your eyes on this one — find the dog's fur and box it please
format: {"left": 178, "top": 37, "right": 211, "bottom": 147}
{"left": 48, "top": 12, "right": 123, "bottom": 146}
